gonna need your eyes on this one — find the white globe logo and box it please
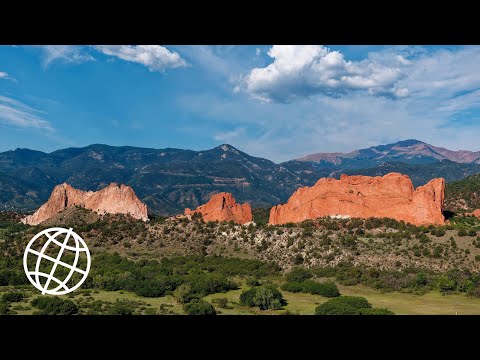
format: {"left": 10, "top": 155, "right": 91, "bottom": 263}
{"left": 23, "top": 227, "right": 91, "bottom": 295}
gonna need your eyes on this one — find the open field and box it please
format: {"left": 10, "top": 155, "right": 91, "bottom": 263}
{"left": 4, "top": 280, "right": 480, "bottom": 315}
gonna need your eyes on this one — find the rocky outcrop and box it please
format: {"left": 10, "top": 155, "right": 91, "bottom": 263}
{"left": 184, "top": 192, "right": 252, "bottom": 224}
{"left": 269, "top": 173, "right": 445, "bottom": 226}
{"left": 469, "top": 209, "right": 480, "bottom": 218}
{"left": 22, "top": 183, "right": 148, "bottom": 225}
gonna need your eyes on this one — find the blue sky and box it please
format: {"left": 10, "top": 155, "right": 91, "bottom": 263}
{"left": 1, "top": 45, "right": 480, "bottom": 162}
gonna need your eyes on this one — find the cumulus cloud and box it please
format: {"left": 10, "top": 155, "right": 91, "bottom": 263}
{"left": 0, "top": 96, "right": 53, "bottom": 131}
{"left": 94, "top": 45, "right": 187, "bottom": 72}
{"left": 38, "top": 45, "right": 95, "bottom": 68}
{"left": 180, "top": 46, "right": 480, "bottom": 162}
{"left": 241, "top": 45, "right": 408, "bottom": 102}
{"left": 0, "top": 71, "right": 16, "bottom": 82}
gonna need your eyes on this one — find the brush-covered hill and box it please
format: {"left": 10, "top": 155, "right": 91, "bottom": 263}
{"left": 445, "top": 174, "right": 480, "bottom": 212}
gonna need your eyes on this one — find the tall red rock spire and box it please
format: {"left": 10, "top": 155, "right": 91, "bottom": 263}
{"left": 184, "top": 192, "right": 252, "bottom": 224}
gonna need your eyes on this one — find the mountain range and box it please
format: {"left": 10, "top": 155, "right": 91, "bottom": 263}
{"left": 1, "top": 139, "right": 480, "bottom": 215}
{"left": 297, "top": 139, "right": 480, "bottom": 167}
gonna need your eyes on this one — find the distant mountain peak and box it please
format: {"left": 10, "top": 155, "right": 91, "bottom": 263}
{"left": 215, "top": 144, "right": 238, "bottom": 152}
{"left": 391, "top": 139, "right": 425, "bottom": 147}
{"left": 296, "top": 139, "right": 480, "bottom": 166}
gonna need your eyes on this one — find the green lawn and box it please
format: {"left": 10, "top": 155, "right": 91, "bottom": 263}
{"left": 338, "top": 284, "right": 480, "bottom": 315}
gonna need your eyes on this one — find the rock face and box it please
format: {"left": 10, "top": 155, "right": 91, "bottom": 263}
{"left": 184, "top": 192, "right": 252, "bottom": 224}
{"left": 470, "top": 209, "right": 480, "bottom": 218}
{"left": 269, "top": 173, "right": 445, "bottom": 226}
{"left": 22, "top": 183, "right": 148, "bottom": 225}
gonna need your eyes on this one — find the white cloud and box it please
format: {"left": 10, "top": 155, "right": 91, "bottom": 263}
{"left": 0, "top": 96, "right": 53, "bottom": 131}
{"left": 0, "top": 71, "right": 16, "bottom": 82}
{"left": 241, "top": 45, "right": 407, "bottom": 102}
{"left": 38, "top": 45, "right": 95, "bottom": 68}
{"left": 94, "top": 45, "right": 187, "bottom": 72}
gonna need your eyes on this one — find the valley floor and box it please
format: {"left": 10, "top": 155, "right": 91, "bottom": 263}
{"left": 4, "top": 281, "right": 480, "bottom": 315}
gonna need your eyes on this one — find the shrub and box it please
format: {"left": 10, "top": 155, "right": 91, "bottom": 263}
{"left": 334, "top": 296, "right": 372, "bottom": 309}
{"left": 458, "top": 229, "right": 468, "bottom": 237}
{"left": 107, "top": 303, "right": 133, "bottom": 315}
{"left": 315, "top": 296, "right": 373, "bottom": 315}
{"left": 240, "top": 285, "right": 285, "bottom": 310}
{"left": 31, "top": 297, "right": 78, "bottom": 315}
{"left": 214, "top": 298, "right": 229, "bottom": 309}
{"left": 173, "top": 284, "right": 194, "bottom": 304}
{"left": 281, "top": 282, "right": 304, "bottom": 293}
{"left": 434, "top": 228, "right": 446, "bottom": 237}
{"left": 246, "top": 278, "right": 260, "bottom": 287}
{"left": 286, "top": 267, "right": 313, "bottom": 283}
{"left": 239, "top": 288, "right": 257, "bottom": 307}
{"left": 293, "top": 254, "right": 304, "bottom": 265}
{"left": 253, "top": 285, "right": 284, "bottom": 310}
{"left": 302, "top": 280, "right": 340, "bottom": 298}
{"left": 315, "top": 301, "right": 360, "bottom": 315}
{"left": 0, "top": 301, "right": 11, "bottom": 315}
{"left": 1, "top": 291, "right": 25, "bottom": 303}
{"left": 183, "top": 299, "right": 216, "bottom": 315}
{"left": 438, "top": 275, "right": 456, "bottom": 293}
{"left": 359, "top": 308, "right": 395, "bottom": 315}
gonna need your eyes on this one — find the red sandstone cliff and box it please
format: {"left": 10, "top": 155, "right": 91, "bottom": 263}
{"left": 184, "top": 192, "right": 252, "bottom": 224}
{"left": 468, "top": 209, "right": 480, "bottom": 218}
{"left": 22, "top": 183, "right": 148, "bottom": 225}
{"left": 269, "top": 173, "right": 445, "bottom": 226}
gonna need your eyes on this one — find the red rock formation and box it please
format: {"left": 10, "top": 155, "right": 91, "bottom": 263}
{"left": 22, "top": 183, "right": 148, "bottom": 225}
{"left": 269, "top": 173, "right": 445, "bottom": 226}
{"left": 470, "top": 209, "right": 480, "bottom": 218}
{"left": 184, "top": 192, "right": 252, "bottom": 224}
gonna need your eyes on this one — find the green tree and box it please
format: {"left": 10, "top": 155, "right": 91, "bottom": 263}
{"left": 0, "top": 301, "right": 11, "bottom": 315}
{"left": 438, "top": 275, "right": 456, "bottom": 293}
{"left": 253, "top": 286, "right": 284, "bottom": 310}
{"left": 315, "top": 296, "right": 375, "bottom": 315}
{"left": 286, "top": 267, "right": 313, "bottom": 283}
{"left": 1, "top": 291, "right": 25, "bottom": 303}
{"left": 239, "top": 288, "right": 257, "bottom": 307}
{"left": 183, "top": 299, "right": 216, "bottom": 315}
{"left": 173, "top": 284, "right": 193, "bottom": 304}
{"left": 31, "top": 297, "right": 78, "bottom": 315}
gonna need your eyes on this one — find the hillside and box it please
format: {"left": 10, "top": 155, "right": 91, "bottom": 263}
{"left": 445, "top": 174, "right": 480, "bottom": 212}
{"left": 1, "top": 141, "right": 480, "bottom": 215}
{"left": 0, "top": 144, "right": 319, "bottom": 214}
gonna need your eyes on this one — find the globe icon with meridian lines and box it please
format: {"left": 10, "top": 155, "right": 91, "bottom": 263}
{"left": 23, "top": 227, "right": 91, "bottom": 295}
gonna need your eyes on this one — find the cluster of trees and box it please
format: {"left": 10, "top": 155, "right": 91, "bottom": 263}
{"left": 31, "top": 297, "right": 79, "bottom": 315}
{"left": 239, "top": 285, "right": 285, "bottom": 310}
{"left": 315, "top": 296, "right": 394, "bottom": 315}
{"left": 183, "top": 299, "right": 216, "bottom": 315}
{"left": 280, "top": 267, "right": 340, "bottom": 297}
{"left": 0, "top": 291, "right": 26, "bottom": 315}
{"left": 89, "top": 253, "right": 281, "bottom": 300}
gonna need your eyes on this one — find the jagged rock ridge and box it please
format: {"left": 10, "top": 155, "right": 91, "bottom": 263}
{"left": 269, "top": 172, "right": 445, "bottom": 226}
